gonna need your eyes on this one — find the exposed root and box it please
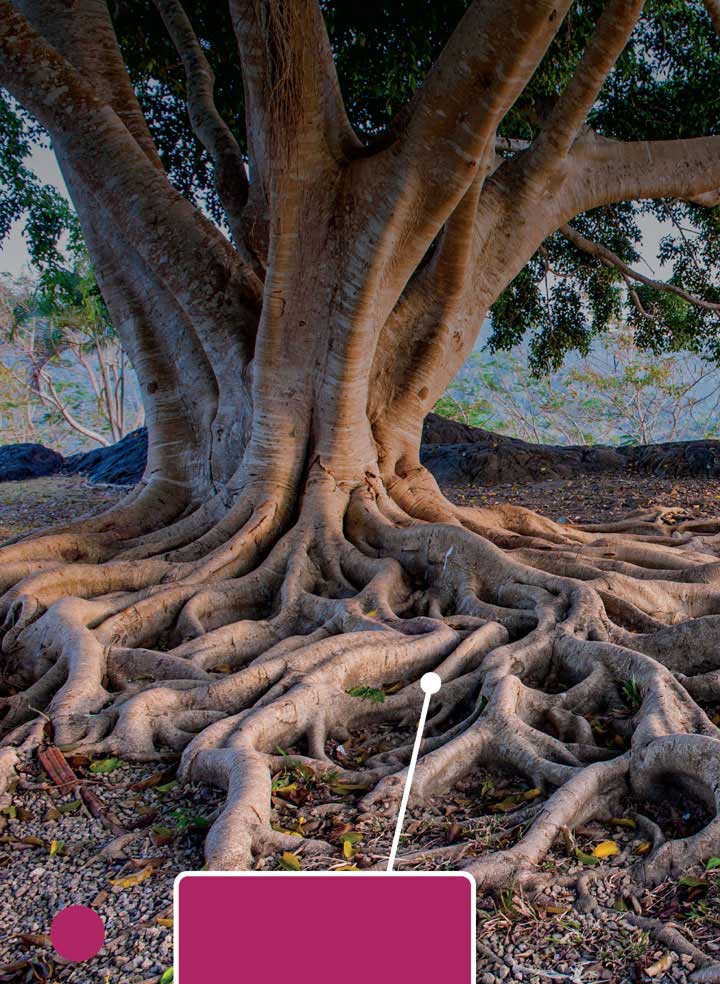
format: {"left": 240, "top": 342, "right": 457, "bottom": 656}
{"left": 2, "top": 463, "right": 720, "bottom": 966}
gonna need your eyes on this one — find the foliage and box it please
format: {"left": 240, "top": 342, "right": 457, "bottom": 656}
{"left": 346, "top": 686, "right": 386, "bottom": 703}
{"left": 0, "top": 259, "right": 142, "bottom": 450}
{"left": 435, "top": 323, "right": 720, "bottom": 446}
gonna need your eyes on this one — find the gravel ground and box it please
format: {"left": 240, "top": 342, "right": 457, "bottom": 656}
{"left": 444, "top": 474, "right": 720, "bottom": 526}
{"left": 0, "top": 476, "right": 124, "bottom": 542}
{"left": 1, "top": 474, "right": 720, "bottom": 984}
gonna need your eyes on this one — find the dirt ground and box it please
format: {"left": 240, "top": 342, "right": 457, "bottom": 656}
{"left": 1, "top": 474, "right": 720, "bottom": 984}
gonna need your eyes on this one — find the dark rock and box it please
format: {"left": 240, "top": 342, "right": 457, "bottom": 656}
{"left": 0, "top": 443, "right": 64, "bottom": 482}
{"left": 420, "top": 413, "right": 720, "bottom": 484}
{"left": 64, "top": 428, "right": 147, "bottom": 485}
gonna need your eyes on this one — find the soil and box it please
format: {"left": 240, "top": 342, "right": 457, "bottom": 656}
{"left": 1, "top": 474, "right": 719, "bottom": 984}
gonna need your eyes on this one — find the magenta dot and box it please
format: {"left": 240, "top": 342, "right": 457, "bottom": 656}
{"left": 50, "top": 906, "right": 105, "bottom": 962}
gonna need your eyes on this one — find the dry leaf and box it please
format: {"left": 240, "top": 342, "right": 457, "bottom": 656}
{"left": 279, "top": 851, "right": 302, "bottom": 871}
{"left": 645, "top": 952, "right": 673, "bottom": 977}
{"left": 592, "top": 840, "right": 620, "bottom": 859}
{"left": 109, "top": 864, "right": 154, "bottom": 890}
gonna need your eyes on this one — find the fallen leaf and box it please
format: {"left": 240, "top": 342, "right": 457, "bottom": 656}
{"left": 156, "top": 917, "right": 173, "bottom": 929}
{"left": 89, "top": 758, "right": 123, "bottom": 775}
{"left": 574, "top": 848, "right": 599, "bottom": 867}
{"left": 679, "top": 875, "right": 707, "bottom": 889}
{"left": 645, "top": 952, "right": 673, "bottom": 977}
{"left": 49, "top": 839, "right": 64, "bottom": 857}
{"left": 592, "top": 840, "right": 620, "bottom": 859}
{"left": 155, "top": 780, "right": 178, "bottom": 794}
{"left": 635, "top": 841, "right": 652, "bottom": 855}
{"left": 57, "top": 799, "right": 82, "bottom": 814}
{"left": 609, "top": 817, "right": 637, "bottom": 829}
{"left": 706, "top": 857, "right": 720, "bottom": 871}
{"left": 109, "top": 865, "right": 154, "bottom": 890}
{"left": 279, "top": 851, "right": 302, "bottom": 871}
{"left": 16, "top": 933, "right": 52, "bottom": 948}
{"left": 159, "top": 970, "right": 173, "bottom": 984}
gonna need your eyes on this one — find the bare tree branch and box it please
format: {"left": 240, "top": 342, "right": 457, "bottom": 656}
{"left": 561, "top": 222, "right": 720, "bottom": 313}
{"left": 153, "top": 0, "right": 250, "bottom": 248}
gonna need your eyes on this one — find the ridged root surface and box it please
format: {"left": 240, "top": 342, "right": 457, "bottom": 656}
{"left": 3, "top": 466, "right": 720, "bottom": 965}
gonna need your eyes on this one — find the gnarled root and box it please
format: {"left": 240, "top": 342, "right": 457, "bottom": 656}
{"left": 2, "top": 463, "right": 720, "bottom": 965}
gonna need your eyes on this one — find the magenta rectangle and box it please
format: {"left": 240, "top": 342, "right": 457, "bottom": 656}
{"left": 175, "top": 871, "right": 475, "bottom": 983}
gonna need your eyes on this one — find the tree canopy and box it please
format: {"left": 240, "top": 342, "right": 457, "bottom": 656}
{"left": 2, "top": 0, "right": 720, "bottom": 374}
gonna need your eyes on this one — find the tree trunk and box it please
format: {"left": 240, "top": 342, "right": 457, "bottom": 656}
{"left": 3, "top": 0, "right": 720, "bottom": 920}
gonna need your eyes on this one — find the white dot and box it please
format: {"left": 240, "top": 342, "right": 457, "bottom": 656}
{"left": 421, "top": 672, "right": 442, "bottom": 695}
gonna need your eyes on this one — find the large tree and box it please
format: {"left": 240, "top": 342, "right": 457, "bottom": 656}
{"left": 2, "top": 0, "right": 720, "bottom": 909}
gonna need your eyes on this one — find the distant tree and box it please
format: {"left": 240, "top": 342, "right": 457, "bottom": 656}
{"left": 1, "top": 259, "right": 142, "bottom": 447}
{"left": 436, "top": 323, "right": 720, "bottom": 445}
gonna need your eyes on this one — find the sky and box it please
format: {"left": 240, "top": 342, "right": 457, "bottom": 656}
{"left": 0, "top": 142, "right": 70, "bottom": 278}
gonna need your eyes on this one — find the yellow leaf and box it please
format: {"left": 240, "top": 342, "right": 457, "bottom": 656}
{"left": 492, "top": 795, "right": 522, "bottom": 813}
{"left": 645, "top": 953, "right": 673, "bottom": 977}
{"left": 522, "top": 788, "right": 542, "bottom": 801}
{"left": 635, "top": 840, "right": 652, "bottom": 855}
{"left": 364, "top": 609, "right": 378, "bottom": 618}
{"left": 609, "top": 817, "right": 637, "bottom": 829}
{"left": 49, "top": 839, "right": 63, "bottom": 857}
{"left": 109, "top": 865, "right": 154, "bottom": 889}
{"left": 279, "top": 851, "right": 302, "bottom": 871}
{"left": 592, "top": 840, "right": 620, "bottom": 859}
{"left": 156, "top": 917, "right": 174, "bottom": 929}
{"left": 273, "top": 782, "right": 298, "bottom": 799}
{"left": 335, "top": 864, "right": 359, "bottom": 871}
{"left": 343, "top": 840, "right": 354, "bottom": 859}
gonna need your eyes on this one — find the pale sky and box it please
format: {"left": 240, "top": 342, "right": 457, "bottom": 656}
{"left": 0, "top": 143, "right": 69, "bottom": 277}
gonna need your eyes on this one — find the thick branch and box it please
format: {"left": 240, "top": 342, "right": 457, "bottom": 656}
{"left": 230, "top": 0, "right": 360, "bottom": 194}
{"left": 529, "top": 0, "right": 645, "bottom": 168}
{"left": 153, "top": 0, "right": 249, "bottom": 248}
{"left": 390, "top": 0, "right": 572, "bottom": 223}
{"left": 0, "top": 1, "right": 262, "bottom": 355}
{"left": 705, "top": 0, "right": 720, "bottom": 35}
{"left": 567, "top": 132, "right": 720, "bottom": 214}
{"left": 560, "top": 222, "right": 720, "bottom": 314}
{"left": 18, "top": 0, "right": 163, "bottom": 170}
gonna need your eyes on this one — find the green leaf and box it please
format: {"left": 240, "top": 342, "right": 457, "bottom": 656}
{"left": 679, "top": 875, "right": 708, "bottom": 888}
{"left": 706, "top": 857, "right": 720, "bottom": 870}
{"left": 170, "top": 808, "right": 209, "bottom": 831}
{"left": 346, "top": 686, "right": 385, "bottom": 703}
{"left": 160, "top": 969, "right": 174, "bottom": 984}
{"left": 155, "top": 780, "right": 178, "bottom": 794}
{"left": 575, "top": 848, "right": 600, "bottom": 867}
{"left": 57, "top": 799, "right": 82, "bottom": 814}
{"left": 89, "top": 757, "right": 123, "bottom": 774}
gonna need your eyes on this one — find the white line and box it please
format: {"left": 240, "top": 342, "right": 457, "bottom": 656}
{"left": 386, "top": 689, "right": 433, "bottom": 872}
